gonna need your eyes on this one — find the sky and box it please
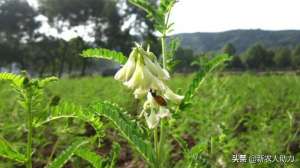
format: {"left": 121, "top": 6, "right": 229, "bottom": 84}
{"left": 169, "top": 0, "right": 300, "bottom": 34}
{"left": 26, "top": 0, "right": 300, "bottom": 40}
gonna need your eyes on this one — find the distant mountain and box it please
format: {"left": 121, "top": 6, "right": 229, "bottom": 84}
{"left": 172, "top": 29, "right": 300, "bottom": 54}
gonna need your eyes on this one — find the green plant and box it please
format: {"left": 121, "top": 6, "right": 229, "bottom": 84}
{"left": 0, "top": 72, "right": 107, "bottom": 168}
{"left": 81, "top": 0, "right": 230, "bottom": 167}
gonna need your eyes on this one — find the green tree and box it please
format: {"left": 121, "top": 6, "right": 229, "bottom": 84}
{"left": 230, "top": 56, "right": 244, "bottom": 69}
{"left": 273, "top": 47, "right": 291, "bottom": 69}
{"left": 241, "top": 44, "right": 272, "bottom": 70}
{"left": 0, "top": 0, "right": 41, "bottom": 68}
{"left": 67, "top": 37, "right": 90, "bottom": 76}
{"left": 174, "top": 47, "right": 196, "bottom": 72}
{"left": 222, "top": 43, "right": 236, "bottom": 56}
{"left": 292, "top": 44, "right": 300, "bottom": 69}
{"left": 39, "top": 0, "right": 135, "bottom": 55}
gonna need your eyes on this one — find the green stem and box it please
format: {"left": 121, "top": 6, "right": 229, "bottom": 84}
{"left": 161, "top": 4, "right": 173, "bottom": 69}
{"left": 26, "top": 95, "right": 33, "bottom": 168}
{"left": 158, "top": 120, "right": 166, "bottom": 168}
{"left": 156, "top": 8, "right": 172, "bottom": 168}
{"left": 161, "top": 34, "right": 167, "bottom": 69}
{"left": 154, "top": 127, "right": 159, "bottom": 168}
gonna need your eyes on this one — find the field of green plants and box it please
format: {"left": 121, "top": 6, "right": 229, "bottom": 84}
{"left": 1, "top": 0, "right": 300, "bottom": 167}
{"left": 1, "top": 73, "right": 300, "bottom": 167}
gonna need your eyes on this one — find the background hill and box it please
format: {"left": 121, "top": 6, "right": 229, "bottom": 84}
{"left": 173, "top": 29, "right": 300, "bottom": 53}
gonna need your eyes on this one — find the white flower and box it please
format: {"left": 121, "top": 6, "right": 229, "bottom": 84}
{"left": 124, "top": 55, "right": 165, "bottom": 98}
{"left": 114, "top": 45, "right": 184, "bottom": 129}
{"left": 141, "top": 91, "right": 171, "bottom": 129}
{"left": 114, "top": 48, "right": 137, "bottom": 81}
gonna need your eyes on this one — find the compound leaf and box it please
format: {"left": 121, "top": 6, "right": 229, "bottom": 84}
{"left": 91, "top": 101, "right": 155, "bottom": 166}
{"left": 48, "top": 138, "right": 89, "bottom": 168}
{"left": 81, "top": 48, "right": 127, "bottom": 65}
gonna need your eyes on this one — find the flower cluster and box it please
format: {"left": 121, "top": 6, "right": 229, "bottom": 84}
{"left": 114, "top": 45, "right": 184, "bottom": 128}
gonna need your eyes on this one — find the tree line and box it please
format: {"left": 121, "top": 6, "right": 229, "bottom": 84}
{"left": 224, "top": 43, "right": 300, "bottom": 70}
{"left": 172, "top": 43, "right": 300, "bottom": 72}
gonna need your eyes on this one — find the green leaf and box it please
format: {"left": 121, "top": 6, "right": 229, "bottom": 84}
{"left": 75, "top": 148, "right": 104, "bottom": 168}
{"left": 81, "top": 48, "right": 127, "bottom": 65}
{"left": 189, "top": 143, "right": 207, "bottom": 155}
{"left": 48, "top": 138, "right": 89, "bottom": 168}
{"left": 35, "top": 102, "right": 103, "bottom": 137}
{"left": 129, "top": 0, "right": 176, "bottom": 34}
{"left": 0, "top": 136, "right": 26, "bottom": 163}
{"left": 179, "top": 54, "right": 231, "bottom": 111}
{"left": 91, "top": 101, "right": 155, "bottom": 166}
{"left": 129, "top": 0, "right": 155, "bottom": 17}
{"left": 0, "top": 72, "right": 24, "bottom": 87}
{"left": 166, "top": 37, "right": 180, "bottom": 71}
{"left": 39, "top": 76, "right": 58, "bottom": 87}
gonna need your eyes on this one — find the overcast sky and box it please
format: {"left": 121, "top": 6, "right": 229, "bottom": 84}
{"left": 169, "top": 0, "right": 300, "bottom": 34}
{"left": 26, "top": 0, "right": 300, "bottom": 40}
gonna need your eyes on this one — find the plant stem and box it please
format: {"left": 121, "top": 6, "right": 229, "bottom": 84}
{"left": 161, "top": 5, "right": 173, "bottom": 69}
{"left": 46, "top": 138, "right": 59, "bottom": 167}
{"left": 26, "top": 95, "right": 33, "bottom": 168}
{"left": 158, "top": 120, "right": 166, "bottom": 168}
{"left": 156, "top": 9, "right": 172, "bottom": 168}
{"left": 154, "top": 127, "right": 159, "bottom": 168}
{"left": 161, "top": 34, "right": 167, "bottom": 69}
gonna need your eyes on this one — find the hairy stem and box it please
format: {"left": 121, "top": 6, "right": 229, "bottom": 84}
{"left": 26, "top": 94, "right": 33, "bottom": 168}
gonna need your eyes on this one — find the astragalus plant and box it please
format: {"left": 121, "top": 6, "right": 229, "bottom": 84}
{"left": 0, "top": 73, "right": 117, "bottom": 167}
{"left": 81, "top": 0, "right": 230, "bottom": 167}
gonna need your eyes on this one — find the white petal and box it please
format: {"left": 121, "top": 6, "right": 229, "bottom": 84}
{"left": 146, "top": 92, "right": 159, "bottom": 108}
{"left": 124, "top": 61, "right": 144, "bottom": 89}
{"left": 134, "top": 88, "right": 147, "bottom": 99}
{"left": 157, "top": 106, "right": 171, "bottom": 118}
{"left": 143, "top": 67, "right": 165, "bottom": 91}
{"left": 164, "top": 87, "right": 184, "bottom": 104}
{"left": 114, "top": 67, "right": 126, "bottom": 81}
{"left": 125, "top": 49, "right": 139, "bottom": 79}
{"left": 143, "top": 98, "right": 151, "bottom": 109}
{"left": 162, "top": 69, "right": 170, "bottom": 79}
{"left": 114, "top": 49, "right": 137, "bottom": 81}
{"left": 144, "top": 56, "right": 170, "bottom": 80}
{"left": 145, "top": 111, "right": 160, "bottom": 129}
